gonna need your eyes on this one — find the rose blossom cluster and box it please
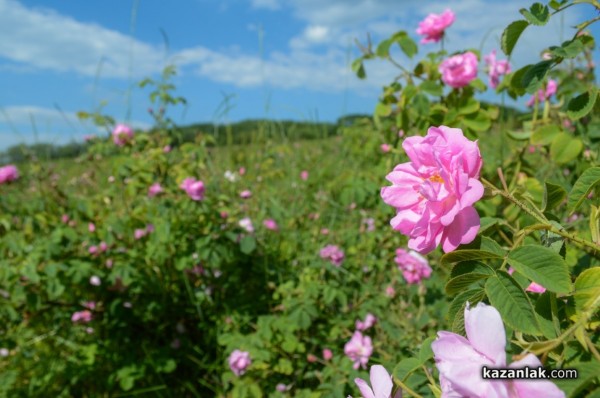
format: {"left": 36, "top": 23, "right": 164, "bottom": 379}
{"left": 526, "top": 79, "right": 558, "bottom": 107}
{"left": 484, "top": 50, "right": 511, "bottom": 89}
{"left": 228, "top": 350, "right": 251, "bottom": 376}
{"left": 344, "top": 331, "right": 373, "bottom": 370}
{"left": 416, "top": 9, "right": 455, "bottom": 43}
{"left": 112, "top": 124, "right": 134, "bottom": 146}
{"left": 432, "top": 302, "right": 565, "bottom": 397}
{"left": 381, "top": 126, "right": 484, "bottom": 254}
{"left": 0, "top": 165, "right": 19, "bottom": 185}
{"left": 180, "top": 178, "right": 205, "bottom": 201}
{"left": 319, "top": 245, "right": 345, "bottom": 267}
{"left": 148, "top": 182, "right": 163, "bottom": 197}
{"left": 395, "top": 248, "right": 432, "bottom": 284}
{"left": 439, "top": 52, "right": 478, "bottom": 88}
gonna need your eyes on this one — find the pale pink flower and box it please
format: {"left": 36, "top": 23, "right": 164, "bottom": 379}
{"left": 307, "top": 353, "right": 318, "bottom": 363}
{"left": 146, "top": 223, "right": 155, "bottom": 233}
{"left": 240, "top": 190, "right": 252, "bottom": 199}
{"left": 0, "top": 165, "right": 19, "bottom": 184}
{"left": 134, "top": 229, "right": 146, "bottom": 240}
{"left": 0, "top": 348, "right": 9, "bottom": 357}
{"left": 323, "top": 348, "right": 333, "bottom": 361}
{"left": 398, "top": 129, "right": 405, "bottom": 138}
{"left": 344, "top": 331, "right": 373, "bottom": 370}
{"left": 432, "top": 302, "right": 565, "bottom": 398}
{"left": 276, "top": 383, "right": 289, "bottom": 392}
{"left": 229, "top": 350, "right": 251, "bottom": 376}
{"left": 321, "top": 228, "right": 329, "bottom": 235}
{"left": 353, "top": 365, "right": 402, "bottom": 398}
{"left": 484, "top": 50, "right": 511, "bottom": 89}
{"left": 83, "top": 301, "right": 96, "bottom": 310}
{"left": 239, "top": 167, "right": 246, "bottom": 176}
{"left": 88, "top": 246, "right": 98, "bottom": 255}
{"left": 180, "top": 178, "right": 205, "bottom": 201}
{"left": 526, "top": 79, "right": 558, "bottom": 107}
{"left": 163, "top": 145, "right": 172, "bottom": 153}
{"left": 88, "top": 223, "right": 96, "bottom": 233}
{"left": 381, "top": 143, "right": 391, "bottom": 153}
{"left": 356, "top": 313, "right": 377, "bottom": 331}
{"left": 71, "top": 310, "right": 93, "bottom": 323}
{"left": 439, "top": 52, "right": 478, "bottom": 88}
{"left": 300, "top": 170, "right": 309, "bottom": 180}
{"left": 416, "top": 9, "right": 455, "bottom": 44}
{"left": 381, "top": 126, "right": 483, "bottom": 254}
{"left": 148, "top": 183, "right": 163, "bottom": 197}
{"left": 508, "top": 267, "right": 547, "bottom": 293}
{"left": 220, "top": 211, "right": 229, "bottom": 219}
{"left": 320, "top": 244, "right": 345, "bottom": 266}
{"left": 99, "top": 241, "right": 108, "bottom": 252}
{"left": 61, "top": 214, "right": 70, "bottom": 224}
{"left": 239, "top": 217, "right": 254, "bottom": 233}
{"left": 385, "top": 285, "right": 396, "bottom": 298}
{"left": 362, "top": 218, "right": 375, "bottom": 232}
{"left": 263, "top": 218, "right": 279, "bottom": 231}
{"left": 89, "top": 276, "right": 101, "bottom": 286}
{"left": 395, "top": 248, "right": 432, "bottom": 284}
{"left": 112, "top": 124, "right": 134, "bottom": 146}
{"left": 106, "top": 259, "right": 114, "bottom": 268}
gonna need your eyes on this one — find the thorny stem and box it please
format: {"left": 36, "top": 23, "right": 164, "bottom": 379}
{"left": 482, "top": 178, "right": 599, "bottom": 253}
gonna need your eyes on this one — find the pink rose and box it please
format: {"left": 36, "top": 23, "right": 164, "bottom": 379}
{"left": 239, "top": 167, "right": 246, "bottom": 176}
{"left": 432, "top": 302, "right": 565, "bottom": 397}
{"left": 263, "top": 218, "right": 279, "bottom": 231}
{"left": 439, "top": 52, "right": 479, "bottom": 88}
{"left": 228, "top": 350, "right": 251, "bottom": 376}
{"left": 89, "top": 276, "right": 101, "bottom": 286}
{"left": 356, "top": 313, "right": 377, "bottom": 331}
{"left": 239, "top": 217, "right": 254, "bottom": 233}
{"left": 395, "top": 248, "right": 432, "bottom": 284}
{"left": 385, "top": 285, "right": 396, "bottom": 298}
{"left": 526, "top": 79, "right": 558, "bottom": 107}
{"left": 354, "top": 365, "right": 401, "bottom": 398}
{"left": 416, "top": 9, "right": 455, "bottom": 44}
{"left": 307, "top": 353, "right": 318, "bottom": 363}
{"left": 134, "top": 229, "right": 147, "bottom": 240}
{"left": 381, "top": 125, "right": 483, "bottom": 254}
{"left": 300, "top": 170, "right": 309, "bottom": 180}
{"left": 240, "top": 190, "right": 252, "bottom": 199}
{"left": 484, "top": 50, "right": 511, "bottom": 89}
{"left": 322, "top": 348, "right": 333, "bottom": 361}
{"left": 0, "top": 165, "right": 19, "bottom": 184}
{"left": 148, "top": 182, "right": 163, "bottom": 197}
{"left": 180, "top": 178, "right": 205, "bottom": 201}
{"left": 380, "top": 143, "right": 391, "bottom": 153}
{"left": 319, "top": 245, "right": 345, "bottom": 267}
{"left": 344, "top": 331, "right": 373, "bottom": 370}
{"left": 112, "top": 124, "right": 134, "bottom": 146}
{"left": 163, "top": 145, "right": 172, "bottom": 153}
{"left": 71, "top": 310, "right": 93, "bottom": 323}
{"left": 61, "top": 214, "right": 70, "bottom": 224}
{"left": 88, "top": 223, "right": 96, "bottom": 233}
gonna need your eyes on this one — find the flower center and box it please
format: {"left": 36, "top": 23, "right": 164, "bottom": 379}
{"left": 428, "top": 174, "right": 444, "bottom": 184}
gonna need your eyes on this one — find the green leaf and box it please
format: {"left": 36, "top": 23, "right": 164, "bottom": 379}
{"left": 393, "top": 358, "right": 422, "bottom": 381}
{"left": 567, "top": 87, "right": 598, "bottom": 120}
{"left": 522, "top": 60, "right": 553, "bottom": 94}
{"left": 485, "top": 272, "right": 541, "bottom": 335}
{"left": 440, "top": 250, "right": 502, "bottom": 266}
{"left": 479, "top": 217, "right": 505, "bottom": 233}
{"left": 446, "top": 262, "right": 494, "bottom": 296}
{"left": 568, "top": 167, "right": 600, "bottom": 212}
{"left": 240, "top": 235, "right": 256, "bottom": 254}
{"left": 534, "top": 292, "right": 558, "bottom": 339}
{"left": 351, "top": 58, "right": 366, "bottom": 79}
{"left": 419, "top": 81, "right": 443, "bottom": 96}
{"left": 574, "top": 268, "right": 600, "bottom": 313}
{"left": 550, "top": 133, "right": 583, "bottom": 164}
{"left": 553, "top": 360, "right": 600, "bottom": 398}
{"left": 457, "top": 98, "right": 480, "bottom": 115}
{"left": 506, "top": 130, "right": 532, "bottom": 140}
{"left": 506, "top": 245, "right": 571, "bottom": 294}
{"left": 447, "top": 288, "right": 486, "bottom": 326}
{"left": 542, "top": 182, "right": 567, "bottom": 211}
{"left": 531, "top": 124, "right": 561, "bottom": 145}
{"left": 392, "top": 31, "right": 418, "bottom": 58}
{"left": 519, "top": 3, "right": 550, "bottom": 26}
{"left": 376, "top": 38, "right": 392, "bottom": 58}
{"left": 551, "top": 38, "right": 585, "bottom": 59}
{"left": 462, "top": 110, "right": 491, "bottom": 132}
{"left": 501, "top": 20, "right": 529, "bottom": 56}
{"left": 418, "top": 336, "right": 436, "bottom": 363}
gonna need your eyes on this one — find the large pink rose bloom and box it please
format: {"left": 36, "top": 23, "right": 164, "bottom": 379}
{"left": 180, "top": 177, "right": 205, "bottom": 201}
{"left": 416, "top": 9, "right": 455, "bottom": 44}
{"left": 439, "top": 52, "right": 479, "bottom": 88}
{"left": 381, "top": 126, "right": 483, "bottom": 254}
{"left": 0, "top": 165, "right": 19, "bottom": 184}
{"left": 432, "top": 302, "right": 565, "bottom": 398}
{"left": 112, "top": 124, "right": 134, "bottom": 146}
{"left": 228, "top": 350, "right": 251, "bottom": 376}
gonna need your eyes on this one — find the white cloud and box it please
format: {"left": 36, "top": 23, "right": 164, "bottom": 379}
{"left": 0, "top": 0, "right": 164, "bottom": 78}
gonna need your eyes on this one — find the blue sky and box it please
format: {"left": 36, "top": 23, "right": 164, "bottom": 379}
{"left": 0, "top": 0, "right": 598, "bottom": 150}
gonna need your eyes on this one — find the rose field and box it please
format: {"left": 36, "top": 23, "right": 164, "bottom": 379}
{"left": 1, "top": 1, "right": 600, "bottom": 397}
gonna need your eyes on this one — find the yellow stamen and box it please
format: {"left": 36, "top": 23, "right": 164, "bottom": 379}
{"left": 428, "top": 174, "right": 444, "bottom": 184}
